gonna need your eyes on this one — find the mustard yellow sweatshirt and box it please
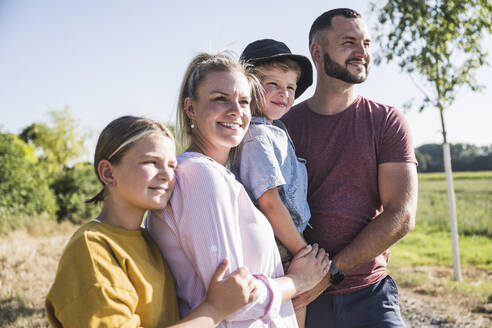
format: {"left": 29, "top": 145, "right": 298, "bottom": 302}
{"left": 46, "top": 221, "right": 179, "bottom": 327}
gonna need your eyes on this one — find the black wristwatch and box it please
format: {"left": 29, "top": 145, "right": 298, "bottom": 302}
{"left": 329, "top": 261, "right": 345, "bottom": 285}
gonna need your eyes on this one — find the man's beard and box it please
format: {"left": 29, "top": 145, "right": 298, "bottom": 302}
{"left": 323, "top": 52, "right": 369, "bottom": 84}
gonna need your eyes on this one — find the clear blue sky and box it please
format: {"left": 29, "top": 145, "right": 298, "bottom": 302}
{"left": 1, "top": 0, "right": 491, "bottom": 161}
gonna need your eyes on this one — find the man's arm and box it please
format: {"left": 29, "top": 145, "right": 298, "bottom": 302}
{"left": 293, "top": 162, "right": 418, "bottom": 309}
{"left": 334, "top": 162, "right": 418, "bottom": 272}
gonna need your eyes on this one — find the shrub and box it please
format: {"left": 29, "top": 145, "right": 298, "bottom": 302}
{"left": 0, "top": 134, "right": 57, "bottom": 218}
{"left": 51, "top": 162, "right": 101, "bottom": 224}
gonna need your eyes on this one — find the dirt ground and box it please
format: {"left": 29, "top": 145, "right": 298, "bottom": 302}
{"left": 397, "top": 266, "right": 492, "bottom": 328}
{"left": 401, "top": 288, "right": 491, "bottom": 328}
{"left": 0, "top": 230, "right": 490, "bottom": 327}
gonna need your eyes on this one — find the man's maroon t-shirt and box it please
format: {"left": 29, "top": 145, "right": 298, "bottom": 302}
{"left": 281, "top": 96, "right": 417, "bottom": 294}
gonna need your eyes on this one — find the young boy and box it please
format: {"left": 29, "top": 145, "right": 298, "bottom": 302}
{"left": 231, "top": 39, "right": 315, "bottom": 328}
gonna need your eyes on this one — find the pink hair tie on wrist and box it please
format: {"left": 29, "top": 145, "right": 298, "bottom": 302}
{"left": 252, "top": 274, "right": 274, "bottom": 318}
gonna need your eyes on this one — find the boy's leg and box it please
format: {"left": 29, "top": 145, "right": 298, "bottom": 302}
{"left": 295, "top": 307, "right": 306, "bottom": 328}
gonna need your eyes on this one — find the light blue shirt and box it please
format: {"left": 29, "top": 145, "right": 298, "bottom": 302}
{"left": 231, "top": 116, "right": 311, "bottom": 232}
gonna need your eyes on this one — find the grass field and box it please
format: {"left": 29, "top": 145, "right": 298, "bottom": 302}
{"left": 388, "top": 171, "right": 492, "bottom": 322}
{"left": 406, "top": 171, "right": 492, "bottom": 267}
{"left": 416, "top": 171, "right": 492, "bottom": 236}
{"left": 0, "top": 171, "right": 491, "bottom": 327}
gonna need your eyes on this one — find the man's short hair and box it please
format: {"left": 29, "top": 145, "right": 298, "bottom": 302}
{"left": 309, "top": 8, "right": 361, "bottom": 45}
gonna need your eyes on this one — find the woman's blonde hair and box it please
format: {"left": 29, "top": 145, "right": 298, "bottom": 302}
{"left": 176, "top": 52, "right": 262, "bottom": 151}
{"left": 86, "top": 116, "right": 174, "bottom": 204}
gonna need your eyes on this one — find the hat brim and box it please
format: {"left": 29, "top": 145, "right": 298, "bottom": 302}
{"left": 245, "top": 54, "right": 313, "bottom": 99}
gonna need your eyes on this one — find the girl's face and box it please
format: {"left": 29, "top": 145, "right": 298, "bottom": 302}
{"left": 111, "top": 134, "right": 177, "bottom": 211}
{"left": 186, "top": 70, "right": 251, "bottom": 157}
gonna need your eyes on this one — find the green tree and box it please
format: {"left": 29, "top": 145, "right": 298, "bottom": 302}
{"left": 51, "top": 162, "right": 101, "bottom": 224}
{"left": 20, "top": 106, "right": 88, "bottom": 173}
{"left": 372, "top": 0, "right": 492, "bottom": 128}
{"left": 371, "top": 0, "right": 492, "bottom": 280}
{"left": 452, "top": 144, "right": 479, "bottom": 171}
{"left": 166, "top": 124, "right": 184, "bottom": 155}
{"left": 0, "top": 133, "right": 57, "bottom": 218}
{"left": 416, "top": 144, "right": 443, "bottom": 172}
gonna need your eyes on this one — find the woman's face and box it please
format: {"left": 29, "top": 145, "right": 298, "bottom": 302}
{"left": 186, "top": 70, "right": 252, "bottom": 156}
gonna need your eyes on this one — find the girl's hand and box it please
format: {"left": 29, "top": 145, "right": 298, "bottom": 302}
{"left": 204, "top": 259, "right": 258, "bottom": 320}
{"left": 286, "top": 244, "right": 330, "bottom": 295}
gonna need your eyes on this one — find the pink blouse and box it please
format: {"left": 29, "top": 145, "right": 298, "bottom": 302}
{"left": 147, "top": 152, "right": 297, "bottom": 327}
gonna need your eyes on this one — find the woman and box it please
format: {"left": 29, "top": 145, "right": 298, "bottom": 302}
{"left": 147, "top": 53, "right": 329, "bottom": 327}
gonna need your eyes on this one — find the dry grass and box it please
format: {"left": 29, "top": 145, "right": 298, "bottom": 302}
{"left": 392, "top": 266, "right": 492, "bottom": 327}
{"left": 0, "top": 228, "right": 75, "bottom": 327}
{"left": 1, "top": 224, "right": 491, "bottom": 327}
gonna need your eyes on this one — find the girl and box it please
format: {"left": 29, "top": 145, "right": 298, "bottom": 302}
{"left": 147, "top": 53, "right": 330, "bottom": 327}
{"left": 45, "top": 116, "right": 257, "bottom": 327}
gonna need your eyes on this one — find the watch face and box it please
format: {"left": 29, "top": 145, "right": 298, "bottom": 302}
{"left": 331, "top": 271, "right": 344, "bottom": 285}
{"left": 329, "top": 262, "right": 345, "bottom": 285}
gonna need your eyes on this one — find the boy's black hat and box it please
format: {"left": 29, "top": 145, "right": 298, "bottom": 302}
{"left": 240, "top": 39, "right": 313, "bottom": 99}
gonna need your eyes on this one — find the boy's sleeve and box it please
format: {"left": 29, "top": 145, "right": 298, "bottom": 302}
{"left": 239, "top": 135, "right": 285, "bottom": 200}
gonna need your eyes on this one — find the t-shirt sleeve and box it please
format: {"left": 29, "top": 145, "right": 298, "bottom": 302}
{"left": 239, "top": 134, "right": 286, "bottom": 200}
{"left": 165, "top": 160, "right": 282, "bottom": 322}
{"left": 45, "top": 238, "right": 143, "bottom": 328}
{"left": 379, "top": 107, "right": 417, "bottom": 165}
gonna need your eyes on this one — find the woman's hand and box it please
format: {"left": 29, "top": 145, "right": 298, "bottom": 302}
{"left": 204, "top": 259, "right": 258, "bottom": 321}
{"left": 286, "top": 244, "right": 330, "bottom": 295}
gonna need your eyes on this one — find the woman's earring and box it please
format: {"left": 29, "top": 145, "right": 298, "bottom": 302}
{"left": 108, "top": 182, "right": 113, "bottom": 187}
{"left": 190, "top": 122, "right": 195, "bottom": 129}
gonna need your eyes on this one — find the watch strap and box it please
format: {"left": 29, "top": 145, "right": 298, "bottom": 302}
{"left": 329, "top": 260, "right": 345, "bottom": 285}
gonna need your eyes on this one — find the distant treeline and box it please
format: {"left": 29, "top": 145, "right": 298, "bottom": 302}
{"left": 416, "top": 143, "right": 492, "bottom": 172}
{"left": 0, "top": 106, "right": 491, "bottom": 224}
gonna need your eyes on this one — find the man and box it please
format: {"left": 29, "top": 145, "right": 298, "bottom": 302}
{"left": 281, "top": 8, "right": 418, "bottom": 327}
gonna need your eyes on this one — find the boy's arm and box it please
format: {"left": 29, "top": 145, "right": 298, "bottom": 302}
{"left": 257, "top": 187, "right": 307, "bottom": 255}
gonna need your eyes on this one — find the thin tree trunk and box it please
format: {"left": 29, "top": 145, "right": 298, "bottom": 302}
{"left": 442, "top": 143, "right": 462, "bottom": 281}
{"left": 439, "top": 105, "right": 462, "bottom": 281}
{"left": 439, "top": 106, "right": 447, "bottom": 144}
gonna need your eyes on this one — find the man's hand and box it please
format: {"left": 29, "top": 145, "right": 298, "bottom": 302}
{"left": 291, "top": 274, "right": 331, "bottom": 310}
